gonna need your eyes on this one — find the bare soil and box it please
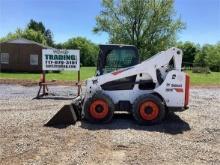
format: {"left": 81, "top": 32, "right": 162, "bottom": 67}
{"left": 0, "top": 85, "right": 219, "bottom": 165}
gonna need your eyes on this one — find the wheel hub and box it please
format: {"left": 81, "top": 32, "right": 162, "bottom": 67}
{"left": 95, "top": 105, "right": 104, "bottom": 113}
{"left": 144, "top": 107, "right": 153, "bottom": 114}
{"left": 89, "top": 99, "right": 109, "bottom": 119}
{"left": 139, "top": 101, "right": 159, "bottom": 121}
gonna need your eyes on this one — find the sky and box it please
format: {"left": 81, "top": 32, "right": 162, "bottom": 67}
{"left": 0, "top": 0, "right": 220, "bottom": 45}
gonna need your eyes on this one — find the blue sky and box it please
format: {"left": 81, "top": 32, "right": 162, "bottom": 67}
{"left": 0, "top": 0, "right": 219, "bottom": 45}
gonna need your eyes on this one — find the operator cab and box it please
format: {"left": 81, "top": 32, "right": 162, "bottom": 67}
{"left": 96, "top": 44, "right": 139, "bottom": 76}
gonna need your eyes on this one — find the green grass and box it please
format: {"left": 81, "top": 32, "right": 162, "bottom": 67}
{"left": 0, "top": 67, "right": 96, "bottom": 81}
{"left": 186, "top": 71, "right": 220, "bottom": 86}
{"left": 0, "top": 67, "right": 220, "bottom": 86}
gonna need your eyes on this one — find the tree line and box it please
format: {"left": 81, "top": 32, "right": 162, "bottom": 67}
{"left": 0, "top": 19, "right": 99, "bottom": 66}
{"left": 0, "top": 0, "right": 219, "bottom": 71}
{"left": 176, "top": 42, "right": 220, "bottom": 72}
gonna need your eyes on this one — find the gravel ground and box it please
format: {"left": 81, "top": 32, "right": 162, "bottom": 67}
{"left": 0, "top": 84, "right": 219, "bottom": 165}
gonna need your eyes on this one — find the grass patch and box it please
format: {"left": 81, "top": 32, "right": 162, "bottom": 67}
{"left": 0, "top": 67, "right": 96, "bottom": 81}
{"left": 186, "top": 71, "right": 220, "bottom": 86}
{"left": 0, "top": 68, "right": 219, "bottom": 86}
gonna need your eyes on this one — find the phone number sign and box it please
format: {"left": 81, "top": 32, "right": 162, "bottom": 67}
{"left": 42, "top": 49, "right": 80, "bottom": 71}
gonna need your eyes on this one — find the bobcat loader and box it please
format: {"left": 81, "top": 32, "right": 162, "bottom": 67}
{"left": 46, "top": 45, "right": 190, "bottom": 126}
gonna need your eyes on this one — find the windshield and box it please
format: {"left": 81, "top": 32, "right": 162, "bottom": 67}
{"left": 103, "top": 49, "right": 138, "bottom": 74}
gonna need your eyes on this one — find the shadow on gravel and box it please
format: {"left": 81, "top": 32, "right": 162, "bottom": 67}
{"left": 80, "top": 112, "right": 190, "bottom": 135}
{"left": 33, "top": 96, "right": 75, "bottom": 100}
{"left": 45, "top": 124, "right": 70, "bottom": 129}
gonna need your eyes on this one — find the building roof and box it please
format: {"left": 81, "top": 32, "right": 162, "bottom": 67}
{"left": 0, "top": 38, "right": 51, "bottom": 48}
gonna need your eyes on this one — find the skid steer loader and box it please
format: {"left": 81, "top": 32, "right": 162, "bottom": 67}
{"left": 46, "top": 44, "right": 190, "bottom": 126}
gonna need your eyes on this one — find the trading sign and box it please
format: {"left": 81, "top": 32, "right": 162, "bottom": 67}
{"left": 42, "top": 49, "right": 80, "bottom": 71}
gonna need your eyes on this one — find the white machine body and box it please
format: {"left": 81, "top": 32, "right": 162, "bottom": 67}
{"left": 84, "top": 47, "right": 189, "bottom": 111}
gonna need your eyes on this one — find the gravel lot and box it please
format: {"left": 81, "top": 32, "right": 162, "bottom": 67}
{"left": 0, "top": 84, "right": 220, "bottom": 165}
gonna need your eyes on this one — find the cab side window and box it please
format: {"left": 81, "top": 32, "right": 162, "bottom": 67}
{"left": 104, "top": 49, "right": 138, "bottom": 74}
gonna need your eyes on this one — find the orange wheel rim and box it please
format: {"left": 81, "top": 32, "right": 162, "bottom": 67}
{"left": 89, "top": 99, "right": 109, "bottom": 119}
{"left": 139, "top": 101, "right": 159, "bottom": 121}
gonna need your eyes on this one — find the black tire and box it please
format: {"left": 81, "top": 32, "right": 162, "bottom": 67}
{"left": 132, "top": 94, "right": 165, "bottom": 125}
{"left": 83, "top": 91, "right": 115, "bottom": 123}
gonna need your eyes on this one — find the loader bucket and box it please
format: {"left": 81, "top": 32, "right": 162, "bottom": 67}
{"left": 45, "top": 103, "right": 81, "bottom": 127}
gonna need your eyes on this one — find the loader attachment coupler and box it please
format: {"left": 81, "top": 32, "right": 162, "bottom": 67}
{"left": 45, "top": 97, "right": 82, "bottom": 127}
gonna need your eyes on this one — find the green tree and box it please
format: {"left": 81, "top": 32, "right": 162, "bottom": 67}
{"left": 0, "top": 28, "right": 47, "bottom": 45}
{"left": 22, "top": 29, "right": 47, "bottom": 45}
{"left": 0, "top": 28, "right": 23, "bottom": 42}
{"left": 94, "top": 0, "right": 184, "bottom": 59}
{"left": 204, "top": 43, "right": 220, "bottom": 72}
{"left": 27, "top": 19, "right": 54, "bottom": 46}
{"left": 194, "top": 44, "right": 211, "bottom": 67}
{"left": 0, "top": 19, "right": 53, "bottom": 46}
{"left": 27, "top": 19, "right": 46, "bottom": 33}
{"left": 44, "top": 29, "right": 53, "bottom": 46}
{"left": 63, "top": 37, "right": 99, "bottom": 66}
{"left": 54, "top": 43, "right": 63, "bottom": 49}
{"left": 176, "top": 41, "right": 200, "bottom": 67}
{"left": 194, "top": 43, "right": 220, "bottom": 72}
